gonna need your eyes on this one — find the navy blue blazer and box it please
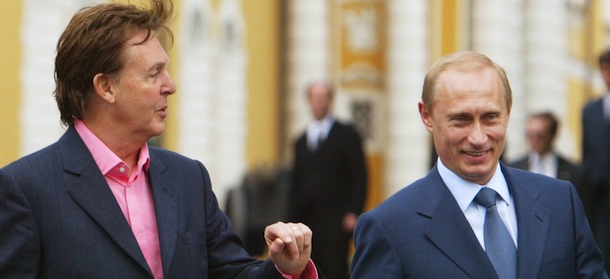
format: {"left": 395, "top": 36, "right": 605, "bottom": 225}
{"left": 582, "top": 98, "right": 610, "bottom": 194}
{"left": 582, "top": 97, "right": 610, "bottom": 272}
{"left": 507, "top": 153, "right": 583, "bottom": 185}
{"left": 0, "top": 126, "right": 284, "bottom": 278}
{"left": 351, "top": 164, "right": 608, "bottom": 279}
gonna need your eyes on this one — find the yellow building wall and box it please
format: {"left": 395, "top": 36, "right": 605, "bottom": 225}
{"left": 329, "top": 0, "right": 388, "bottom": 210}
{"left": 162, "top": 0, "right": 280, "bottom": 168}
{"left": 440, "top": 0, "right": 460, "bottom": 56}
{"left": 566, "top": 0, "right": 608, "bottom": 161}
{"left": 567, "top": 77, "right": 593, "bottom": 161}
{"left": 0, "top": 1, "right": 22, "bottom": 167}
{"left": 145, "top": 0, "right": 281, "bottom": 170}
{"left": 243, "top": 0, "right": 280, "bottom": 168}
{"left": 430, "top": 0, "right": 462, "bottom": 63}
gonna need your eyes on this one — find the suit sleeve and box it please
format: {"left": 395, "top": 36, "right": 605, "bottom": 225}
{"left": 581, "top": 105, "right": 609, "bottom": 194}
{"left": 351, "top": 212, "right": 404, "bottom": 278}
{"left": 289, "top": 138, "right": 306, "bottom": 221}
{"left": 191, "top": 162, "right": 283, "bottom": 279}
{"left": 570, "top": 183, "right": 609, "bottom": 279}
{"left": 346, "top": 127, "right": 368, "bottom": 215}
{"left": 0, "top": 168, "right": 40, "bottom": 278}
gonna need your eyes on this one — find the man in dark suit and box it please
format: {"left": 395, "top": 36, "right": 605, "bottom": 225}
{"left": 0, "top": 1, "right": 319, "bottom": 278}
{"left": 508, "top": 112, "right": 584, "bottom": 187}
{"left": 351, "top": 51, "right": 607, "bottom": 278}
{"left": 582, "top": 48, "right": 610, "bottom": 273}
{"left": 291, "top": 81, "right": 368, "bottom": 279}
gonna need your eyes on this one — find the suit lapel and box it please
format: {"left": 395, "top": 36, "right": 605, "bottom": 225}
{"left": 421, "top": 170, "right": 499, "bottom": 278}
{"left": 59, "top": 127, "right": 151, "bottom": 274}
{"left": 502, "top": 166, "right": 551, "bottom": 278}
{"left": 147, "top": 151, "right": 178, "bottom": 276}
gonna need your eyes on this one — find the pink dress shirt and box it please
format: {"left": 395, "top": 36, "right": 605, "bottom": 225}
{"left": 278, "top": 259, "right": 318, "bottom": 278}
{"left": 75, "top": 120, "right": 163, "bottom": 279}
{"left": 75, "top": 120, "right": 317, "bottom": 279}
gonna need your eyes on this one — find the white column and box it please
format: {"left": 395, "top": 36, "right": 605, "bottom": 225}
{"left": 285, "top": 0, "right": 331, "bottom": 160}
{"left": 384, "top": 0, "right": 429, "bottom": 197}
{"left": 471, "top": 0, "right": 525, "bottom": 161}
{"left": 20, "top": 0, "right": 91, "bottom": 155}
{"left": 213, "top": 0, "right": 248, "bottom": 207}
{"left": 177, "top": 0, "right": 216, "bottom": 168}
{"left": 177, "top": 0, "right": 248, "bottom": 208}
{"left": 524, "top": 1, "right": 574, "bottom": 159}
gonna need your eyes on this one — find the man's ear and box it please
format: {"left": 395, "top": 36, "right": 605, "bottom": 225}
{"left": 418, "top": 102, "right": 433, "bottom": 131}
{"left": 92, "top": 73, "right": 116, "bottom": 103}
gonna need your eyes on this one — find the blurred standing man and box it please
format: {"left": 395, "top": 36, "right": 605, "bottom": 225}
{"left": 582, "top": 48, "right": 610, "bottom": 273}
{"left": 0, "top": 1, "right": 320, "bottom": 278}
{"left": 352, "top": 51, "right": 607, "bottom": 278}
{"left": 291, "top": 81, "right": 368, "bottom": 279}
{"left": 508, "top": 112, "right": 583, "bottom": 185}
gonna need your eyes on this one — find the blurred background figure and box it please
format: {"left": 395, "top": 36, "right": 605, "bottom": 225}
{"left": 290, "top": 81, "right": 368, "bottom": 279}
{"left": 581, "top": 48, "right": 610, "bottom": 273}
{"left": 508, "top": 112, "right": 584, "bottom": 187}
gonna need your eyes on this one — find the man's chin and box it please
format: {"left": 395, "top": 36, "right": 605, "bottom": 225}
{"left": 462, "top": 166, "right": 496, "bottom": 184}
{"left": 148, "top": 124, "right": 166, "bottom": 138}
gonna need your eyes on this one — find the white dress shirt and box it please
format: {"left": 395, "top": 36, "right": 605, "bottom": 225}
{"left": 528, "top": 152, "right": 558, "bottom": 178}
{"left": 437, "top": 159, "right": 518, "bottom": 250}
{"left": 306, "top": 115, "right": 334, "bottom": 151}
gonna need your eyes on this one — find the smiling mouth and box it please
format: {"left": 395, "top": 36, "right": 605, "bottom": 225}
{"left": 464, "top": 150, "right": 489, "bottom": 156}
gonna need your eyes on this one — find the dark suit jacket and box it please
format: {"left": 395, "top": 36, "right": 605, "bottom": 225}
{"left": 582, "top": 98, "right": 610, "bottom": 196}
{"left": 508, "top": 153, "right": 582, "bottom": 182}
{"left": 582, "top": 97, "right": 610, "bottom": 271}
{"left": 351, "top": 164, "right": 608, "bottom": 279}
{"left": 508, "top": 153, "right": 587, "bottom": 204}
{"left": 291, "top": 120, "right": 367, "bottom": 227}
{"left": 0, "top": 126, "right": 285, "bottom": 278}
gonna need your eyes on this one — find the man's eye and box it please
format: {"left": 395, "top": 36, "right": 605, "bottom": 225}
{"left": 484, "top": 114, "right": 499, "bottom": 121}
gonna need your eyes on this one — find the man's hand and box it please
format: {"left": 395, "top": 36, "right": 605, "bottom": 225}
{"left": 342, "top": 212, "right": 358, "bottom": 232}
{"left": 264, "top": 222, "right": 312, "bottom": 278}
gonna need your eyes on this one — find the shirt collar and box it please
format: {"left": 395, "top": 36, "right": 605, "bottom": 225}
{"left": 74, "top": 119, "right": 150, "bottom": 176}
{"left": 529, "top": 152, "right": 557, "bottom": 165}
{"left": 437, "top": 159, "right": 511, "bottom": 213}
{"left": 307, "top": 115, "right": 334, "bottom": 137}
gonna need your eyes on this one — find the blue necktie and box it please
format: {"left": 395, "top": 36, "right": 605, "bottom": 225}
{"left": 475, "top": 187, "right": 517, "bottom": 279}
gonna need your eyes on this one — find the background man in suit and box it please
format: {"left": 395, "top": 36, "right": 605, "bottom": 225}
{"left": 0, "top": 1, "right": 319, "bottom": 278}
{"left": 582, "top": 48, "right": 610, "bottom": 273}
{"left": 508, "top": 111, "right": 584, "bottom": 187}
{"left": 351, "top": 51, "right": 607, "bottom": 278}
{"left": 291, "top": 81, "right": 368, "bottom": 279}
